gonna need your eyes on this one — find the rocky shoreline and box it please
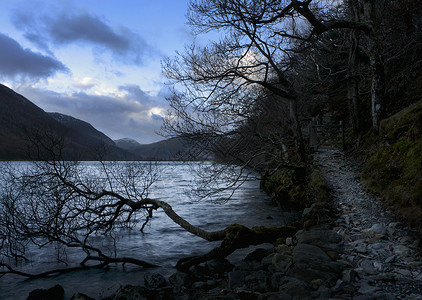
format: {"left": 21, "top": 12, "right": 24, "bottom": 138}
{"left": 28, "top": 149, "right": 422, "bottom": 300}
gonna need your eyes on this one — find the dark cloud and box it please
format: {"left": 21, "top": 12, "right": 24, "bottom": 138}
{"left": 0, "top": 33, "right": 68, "bottom": 80}
{"left": 118, "top": 84, "right": 167, "bottom": 107}
{"left": 16, "top": 85, "right": 167, "bottom": 144}
{"left": 12, "top": 8, "right": 155, "bottom": 65}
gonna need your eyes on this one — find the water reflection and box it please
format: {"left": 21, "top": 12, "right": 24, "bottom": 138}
{"left": 0, "top": 161, "right": 298, "bottom": 299}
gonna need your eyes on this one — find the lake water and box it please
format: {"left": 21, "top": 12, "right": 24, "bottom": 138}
{"left": 0, "top": 161, "right": 298, "bottom": 299}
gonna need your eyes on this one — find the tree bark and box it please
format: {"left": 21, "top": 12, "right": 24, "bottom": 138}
{"left": 288, "top": 98, "right": 306, "bottom": 162}
{"left": 147, "top": 199, "right": 227, "bottom": 241}
{"left": 361, "top": 0, "right": 385, "bottom": 133}
{"left": 176, "top": 224, "right": 297, "bottom": 271}
{"left": 347, "top": 0, "right": 362, "bottom": 136}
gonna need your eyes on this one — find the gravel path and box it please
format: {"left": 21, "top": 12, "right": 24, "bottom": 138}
{"left": 316, "top": 149, "right": 422, "bottom": 299}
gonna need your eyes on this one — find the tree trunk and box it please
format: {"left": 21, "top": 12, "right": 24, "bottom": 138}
{"left": 176, "top": 224, "right": 297, "bottom": 271}
{"left": 288, "top": 98, "right": 306, "bottom": 162}
{"left": 370, "top": 53, "right": 385, "bottom": 132}
{"left": 144, "top": 199, "right": 227, "bottom": 241}
{"left": 361, "top": 0, "right": 385, "bottom": 133}
{"left": 347, "top": 0, "right": 361, "bottom": 136}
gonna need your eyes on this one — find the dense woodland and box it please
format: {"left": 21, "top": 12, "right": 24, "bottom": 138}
{"left": 163, "top": 0, "right": 422, "bottom": 227}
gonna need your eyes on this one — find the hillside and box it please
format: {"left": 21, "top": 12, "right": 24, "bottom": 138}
{"left": 361, "top": 100, "right": 422, "bottom": 227}
{"left": 0, "top": 84, "right": 135, "bottom": 160}
{"left": 48, "top": 112, "right": 138, "bottom": 160}
{"left": 115, "top": 137, "right": 210, "bottom": 161}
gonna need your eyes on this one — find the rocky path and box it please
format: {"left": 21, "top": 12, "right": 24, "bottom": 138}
{"left": 316, "top": 149, "right": 422, "bottom": 299}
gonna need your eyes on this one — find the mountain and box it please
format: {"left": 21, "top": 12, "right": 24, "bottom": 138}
{"left": 115, "top": 137, "right": 210, "bottom": 161}
{"left": 49, "top": 112, "right": 115, "bottom": 146}
{"left": 114, "top": 138, "right": 142, "bottom": 150}
{"left": 0, "top": 84, "right": 135, "bottom": 160}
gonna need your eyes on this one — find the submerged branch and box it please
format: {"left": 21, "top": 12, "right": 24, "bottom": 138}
{"left": 0, "top": 254, "right": 157, "bottom": 279}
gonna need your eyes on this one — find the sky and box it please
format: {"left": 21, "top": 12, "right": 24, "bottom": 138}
{"left": 0, "top": 0, "right": 193, "bottom": 144}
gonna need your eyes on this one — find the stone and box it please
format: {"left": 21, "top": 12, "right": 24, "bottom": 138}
{"left": 373, "top": 261, "right": 383, "bottom": 271}
{"left": 206, "top": 258, "right": 234, "bottom": 273}
{"left": 350, "top": 233, "right": 366, "bottom": 241}
{"left": 289, "top": 243, "right": 343, "bottom": 284}
{"left": 272, "top": 253, "right": 293, "bottom": 273}
{"left": 113, "top": 285, "right": 150, "bottom": 300}
{"left": 228, "top": 270, "right": 248, "bottom": 289}
{"left": 285, "top": 237, "right": 293, "bottom": 246}
{"left": 169, "top": 272, "right": 193, "bottom": 291}
{"left": 27, "top": 284, "right": 64, "bottom": 300}
{"left": 395, "top": 268, "right": 412, "bottom": 277}
{"left": 144, "top": 272, "right": 167, "bottom": 289}
{"left": 293, "top": 243, "right": 330, "bottom": 262}
{"left": 360, "top": 260, "right": 377, "bottom": 275}
{"left": 192, "top": 281, "right": 207, "bottom": 289}
{"left": 355, "top": 243, "right": 368, "bottom": 254}
{"left": 270, "top": 272, "right": 285, "bottom": 290}
{"left": 310, "top": 278, "right": 323, "bottom": 290}
{"left": 261, "top": 254, "right": 274, "bottom": 267}
{"left": 358, "top": 283, "right": 380, "bottom": 294}
{"left": 316, "top": 285, "right": 332, "bottom": 299}
{"left": 370, "top": 242, "right": 385, "bottom": 250}
{"left": 257, "top": 291, "right": 293, "bottom": 300}
{"left": 385, "top": 255, "right": 396, "bottom": 263}
{"left": 295, "top": 229, "right": 342, "bottom": 246}
{"left": 325, "top": 249, "right": 340, "bottom": 261}
{"left": 206, "top": 279, "right": 218, "bottom": 287}
{"left": 372, "top": 293, "right": 397, "bottom": 300}
{"left": 70, "top": 293, "right": 95, "bottom": 300}
{"left": 331, "top": 279, "right": 344, "bottom": 293}
{"left": 342, "top": 269, "right": 357, "bottom": 282}
{"left": 354, "top": 295, "right": 375, "bottom": 300}
{"left": 393, "top": 245, "right": 411, "bottom": 256}
{"left": 244, "top": 270, "right": 270, "bottom": 292}
{"left": 277, "top": 276, "right": 311, "bottom": 298}
{"left": 364, "top": 224, "right": 387, "bottom": 237}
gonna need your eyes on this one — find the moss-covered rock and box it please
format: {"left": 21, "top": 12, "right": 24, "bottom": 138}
{"left": 362, "top": 99, "right": 422, "bottom": 227}
{"left": 260, "top": 167, "right": 310, "bottom": 209}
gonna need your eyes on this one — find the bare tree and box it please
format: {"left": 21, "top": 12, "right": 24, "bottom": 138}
{"left": 163, "top": 0, "right": 314, "bottom": 164}
{"left": 0, "top": 138, "right": 296, "bottom": 278}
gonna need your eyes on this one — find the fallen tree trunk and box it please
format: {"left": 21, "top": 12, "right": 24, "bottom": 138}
{"left": 176, "top": 224, "right": 297, "bottom": 271}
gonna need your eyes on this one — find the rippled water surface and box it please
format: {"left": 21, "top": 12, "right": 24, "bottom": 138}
{"left": 0, "top": 161, "right": 297, "bottom": 299}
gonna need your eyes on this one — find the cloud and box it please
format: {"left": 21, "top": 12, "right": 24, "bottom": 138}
{"left": 12, "top": 7, "right": 156, "bottom": 65}
{"left": 16, "top": 85, "right": 168, "bottom": 144}
{"left": 0, "top": 33, "right": 68, "bottom": 80}
{"left": 73, "top": 77, "right": 98, "bottom": 90}
{"left": 118, "top": 84, "right": 167, "bottom": 107}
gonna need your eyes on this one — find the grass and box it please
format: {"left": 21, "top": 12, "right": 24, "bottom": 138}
{"left": 361, "top": 99, "right": 422, "bottom": 227}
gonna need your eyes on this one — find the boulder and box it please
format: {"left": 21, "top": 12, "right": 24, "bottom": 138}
{"left": 70, "top": 292, "right": 95, "bottom": 300}
{"left": 27, "top": 284, "right": 64, "bottom": 300}
{"left": 363, "top": 223, "right": 387, "bottom": 237}
{"left": 244, "top": 270, "right": 270, "bottom": 292}
{"left": 113, "top": 285, "right": 149, "bottom": 300}
{"left": 295, "top": 229, "right": 342, "bottom": 246}
{"left": 289, "top": 243, "right": 343, "bottom": 284}
{"left": 144, "top": 272, "right": 167, "bottom": 289}
{"left": 206, "top": 258, "right": 234, "bottom": 274}
{"left": 277, "top": 276, "right": 311, "bottom": 298}
{"left": 228, "top": 270, "right": 248, "bottom": 289}
{"left": 272, "top": 253, "right": 293, "bottom": 273}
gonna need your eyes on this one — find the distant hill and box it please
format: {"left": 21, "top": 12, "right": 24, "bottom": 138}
{"left": 49, "top": 112, "right": 115, "bottom": 146}
{"left": 114, "top": 138, "right": 143, "bottom": 150}
{"left": 0, "top": 84, "right": 136, "bottom": 160}
{"left": 115, "top": 137, "right": 211, "bottom": 161}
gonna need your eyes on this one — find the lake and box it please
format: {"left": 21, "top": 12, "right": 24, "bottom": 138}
{"left": 0, "top": 161, "right": 298, "bottom": 299}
